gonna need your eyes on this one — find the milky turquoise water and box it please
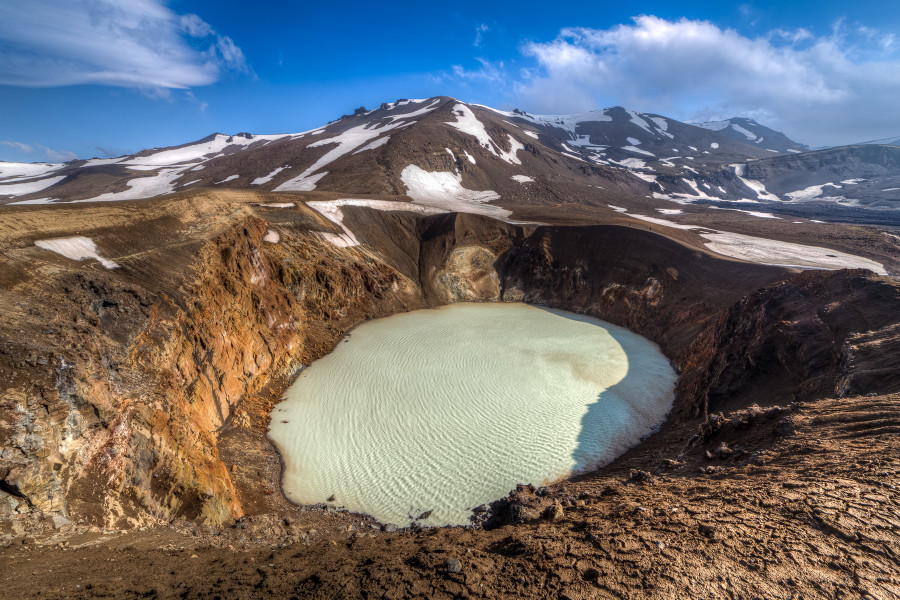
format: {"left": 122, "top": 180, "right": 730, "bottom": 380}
{"left": 268, "top": 303, "right": 675, "bottom": 527}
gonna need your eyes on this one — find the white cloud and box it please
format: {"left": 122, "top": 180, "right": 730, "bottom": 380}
{"left": 1, "top": 140, "right": 33, "bottom": 153}
{"left": 451, "top": 58, "right": 505, "bottom": 84}
{"left": 36, "top": 144, "right": 78, "bottom": 162}
{"left": 0, "top": 1, "right": 247, "bottom": 91}
{"left": 474, "top": 23, "right": 490, "bottom": 48}
{"left": 514, "top": 16, "right": 900, "bottom": 146}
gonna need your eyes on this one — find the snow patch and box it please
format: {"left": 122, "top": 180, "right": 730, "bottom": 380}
{"left": 307, "top": 198, "right": 447, "bottom": 247}
{"left": 216, "top": 174, "right": 240, "bottom": 184}
{"left": 622, "top": 146, "right": 656, "bottom": 157}
{"left": 625, "top": 109, "right": 653, "bottom": 134}
{"left": 0, "top": 161, "right": 63, "bottom": 180}
{"left": 632, "top": 172, "right": 657, "bottom": 183}
{"left": 79, "top": 169, "right": 184, "bottom": 202}
{"left": 732, "top": 165, "right": 779, "bottom": 201}
{"left": 608, "top": 158, "right": 646, "bottom": 169}
{"left": 263, "top": 230, "right": 281, "bottom": 243}
{"left": 275, "top": 171, "right": 327, "bottom": 192}
{"left": 401, "top": 165, "right": 509, "bottom": 218}
{"left": 710, "top": 142, "right": 719, "bottom": 149}
{"left": 276, "top": 108, "right": 431, "bottom": 192}
{"left": 252, "top": 167, "right": 289, "bottom": 185}
{"left": 523, "top": 130, "right": 539, "bottom": 139}
{"left": 511, "top": 175, "right": 534, "bottom": 183}
{"left": 701, "top": 232, "right": 885, "bottom": 274}
{"left": 784, "top": 183, "right": 845, "bottom": 202}
{"left": 730, "top": 123, "right": 757, "bottom": 140}
{"left": 649, "top": 117, "right": 669, "bottom": 131}
{"left": 353, "top": 136, "right": 390, "bottom": 154}
{"left": 0, "top": 175, "right": 66, "bottom": 197}
{"left": 446, "top": 103, "right": 524, "bottom": 165}
{"left": 35, "top": 236, "right": 119, "bottom": 269}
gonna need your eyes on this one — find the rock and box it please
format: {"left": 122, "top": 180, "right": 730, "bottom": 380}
{"left": 542, "top": 501, "right": 564, "bottom": 522}
{"left": 582, "top": 567, "right": 600, "bottom": 581}
{"left": 381, "top": 523, "right": 397, "bottom": 533}
{"left": 326, "top": 494, "right": 335, "bottom": 502}
{"left": 698, "top": 523, "right": 716, "bottom": 537}
{"left": 417, "top": 510, "right": 432, "bottom": 520}
{"left": 472, "top": 504, "right": 487, "bottom": 514}
{"left": 442, "top": 558, "right": 462, "bottom": 574}
{"left": 712, "top": 442, "right": 734, "bottom": 458}
{"left": 51, "top": 515, "right": 72, "bottom": 529}
{"left": 629, "top": 469, "right": 653, "bottom": 482}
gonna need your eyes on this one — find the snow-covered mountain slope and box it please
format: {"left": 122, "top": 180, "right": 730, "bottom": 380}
{"left": 1, "top": 97, "right": 898, "bottom": 223}
{"left": 694, "top": 117, "right": 808, "bottom": 154}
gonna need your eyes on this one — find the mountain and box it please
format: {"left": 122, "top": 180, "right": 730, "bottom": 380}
{"left": 693, "top": 117, "right": 808, "bottom": 154}
{"left": 1, "top": 96, "right": 898, "bottom": 224}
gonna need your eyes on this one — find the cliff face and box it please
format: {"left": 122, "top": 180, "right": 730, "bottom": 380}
{"left": 2, "top": 196, "right": 899, "bottom": 531}
{"left": 1, "top": 202, "right": 424, "bottom": 528}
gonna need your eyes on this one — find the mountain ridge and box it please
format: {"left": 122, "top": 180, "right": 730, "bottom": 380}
{"left": 1, "top": 96, "right": 898, "bottom": 222}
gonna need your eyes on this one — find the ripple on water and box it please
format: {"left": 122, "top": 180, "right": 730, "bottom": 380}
{"left": 268, "top": 303, "right": 676, "bottom": 526}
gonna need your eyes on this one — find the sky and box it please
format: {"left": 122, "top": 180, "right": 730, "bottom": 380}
{"left": 2, "top": 0, "right": 900, "bottom": 163}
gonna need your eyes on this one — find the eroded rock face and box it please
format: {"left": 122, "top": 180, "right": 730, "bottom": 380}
{"left": 1, "top": 212, "right": 423, "bottom": 527}
{"left": 1, "top": 198, "right": 898, "bottom": 531}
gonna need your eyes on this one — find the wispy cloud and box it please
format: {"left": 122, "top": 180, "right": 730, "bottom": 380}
{"left": 36, "top": 144, "right": 77, "bottom": 162}
{"left": 512, "top": 16, "right": 900, "bottom": 146}
{"left": 1, "top": 140, "right": 77, "bottom": 162}
{"left": 1, "top": 140, "right": 33, "bottom": 153}
{"left": 451, "top": 58, "right": 506, "bottom": 84}
{"left": 474, "top": 23, "right": 490, "bottom": 48}
{"left": 0, "top": 1, "right": 248, "bottom": 92}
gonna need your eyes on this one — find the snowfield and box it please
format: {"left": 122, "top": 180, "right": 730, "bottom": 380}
{"left": 78, "top": 169, "right": 184, "bottom": 202}
{"left": 446, "top": 104, "right": 524, "bottom": 165}
{"left": 0, "top": 162, "right": 63, "bottom": 180}
{"left": 401, "top": 165, "right": 511, "bottom": 219}
{"left": 0, "top": 175, "right": 66, "bottom": 196}
{"left": 619, "top": 210, "right": 885, "bottom": 274}
{"left": 701, "top": 231, "right": 886, "bottom": 274}
{"left": 35, "top": 236, "right": 119, "bottom": 269}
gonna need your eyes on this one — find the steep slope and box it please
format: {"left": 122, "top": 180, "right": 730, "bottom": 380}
{"left": 694, "top": 117, "right": 808, "bottom": 154}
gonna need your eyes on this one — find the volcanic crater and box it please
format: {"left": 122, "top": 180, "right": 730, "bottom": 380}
{"left": 1, "top": 189, "right": 898, "bottom": 599}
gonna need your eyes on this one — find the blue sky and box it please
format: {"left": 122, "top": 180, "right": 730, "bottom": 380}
{"left": 2, "top": 0, "right": 900, "bottom": 162}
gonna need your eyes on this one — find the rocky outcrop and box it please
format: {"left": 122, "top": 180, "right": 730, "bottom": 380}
{"left": 1, "top": 211, "right": 424, "bottom": 528}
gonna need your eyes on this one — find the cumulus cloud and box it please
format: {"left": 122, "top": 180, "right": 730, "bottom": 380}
{"left": 0, "top": 1, "right": 247, "bottom": 92}
{"left": 514, "top": 16, "right": 900, "bottom": 146}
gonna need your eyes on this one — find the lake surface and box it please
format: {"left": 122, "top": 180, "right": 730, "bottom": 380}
{"left": 269, "top": 303, "right": 676, "bottom": 527}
